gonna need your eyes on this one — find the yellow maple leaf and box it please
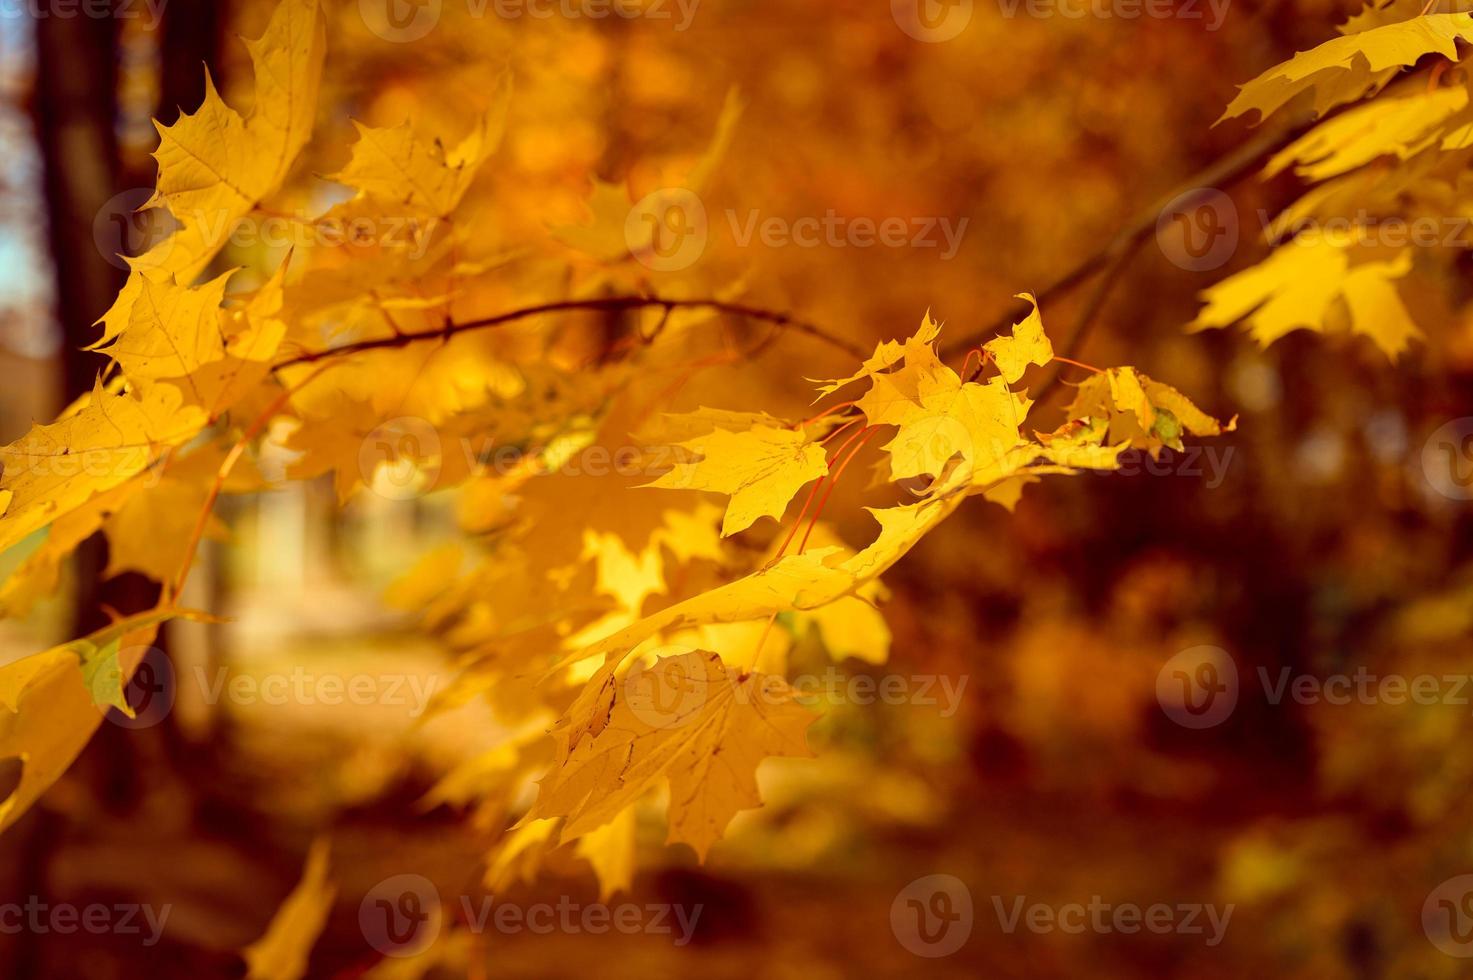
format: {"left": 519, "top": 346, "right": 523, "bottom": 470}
{"left": 813, "top": 309, "right": 943, "bottom": 400}
{"left": 325, "top": 73, "right": 510, "bottom": 220}
{"left": 799, "top": 594, "right": 892, "bottom": 666}
{"left": 1263, "top": 84, "right": 1468, "bottom": 183}
{"left": 647, "top": 424, "right": 829, "bottom": 536}
{"left": 94, "top": 260, "right": 289, "bottom": 421}
{"left": 1, "top": 482, "right": 143, "bottom": 618}
{"left": 983, "top": 292, "right": 1054, "bottom": 384}
{"left": 242, "top": 838, "right": 336, "bottom": 980}
{"left": 574, "top": 804, "right": 639, "bottom": 900}
{"left": 882, "top": 373, "right": 1033, "bottom": 495}
{"left": 1188, "top": 235, "right": 1420, "bottom": 359}
{"left": 0, "top": 381, "right": 207, "bottom": 555}
{"left": 1066, "top": 368, "right": 1235, "bottom": 454}
{"left": 0, "top": 646, "right": 99, "bottom": 832}
{"left": 531, "top": 650, "right": 814, "bottom": 860}
{"left": 849, "top": 320, "right": 951, "bottom": 428}
{"left": 1221, "top": 11, "right": 1473, "bottom": 124}
{"left": 0, "top": 608, "right": 205, "bottom": 833}
{"left": 1033, "top": 417, "right": 1127, "bottom": 470}
{"left": 485, "top": 818, "right": 560, "bottom": 891}
{"left": 93, "top": 271, "right": 231, "bottom": 382}
{"left": 102, "top": 448, "right": 235, "bottom": 584}
{"left": 134, "top": 0, "right": 325, "bottom": 282}
{"left": 549, "top": 494, "right": 964, "bottom": 689}
{"left": 827, "top": 310, "right": 1040, "bottom": 495}
{"left": 283, "top": 394, "right": 393, "bottom": 504}
{"left": 187, "top": 263, "right": 293, "bottom": 417}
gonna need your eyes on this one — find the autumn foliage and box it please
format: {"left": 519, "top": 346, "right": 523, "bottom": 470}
{"left": 1, "top": 0, "right": 1472, "bottom": 975}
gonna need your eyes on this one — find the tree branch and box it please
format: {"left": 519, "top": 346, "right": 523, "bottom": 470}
{"left": 1027, "top": 243, "right": 1137, "bottom": 400}
{"left": 273, "top": 296, "right": 871, "bottom": 369}
{"left": 938, "top": 112, "right": 1319, "bottom": 362}
{"left": 274, "top": 112, "right": 1329, "bottom": 377}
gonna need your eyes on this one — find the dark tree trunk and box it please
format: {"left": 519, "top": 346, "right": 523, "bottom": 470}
{"left": 23, "top": 16, "right": 125, "bottom": 978}
{"left": 159, "top": 1, "right": 223, "bottom": 127}
{"left": 32, "top": 4, "right": 124, "bottom": 407}
{"left": 18, "top": 9, "right": 230, "bottom": 973}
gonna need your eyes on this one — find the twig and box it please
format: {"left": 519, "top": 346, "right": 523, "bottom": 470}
{"left": 937, "top": 113, "right": 1318, "bottom": 362}
{"left": 167, "top": 362, "right": 341, "bottom": 602}
{"left": 1030, "top": 244, "right": 1137, "bottom": 401}
{"left": 273, "top": 296, "right": 869, "bottom": 369}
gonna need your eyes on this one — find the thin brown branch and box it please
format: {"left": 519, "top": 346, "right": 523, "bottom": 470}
{"left": 938, "top": 112, "right": 1319, "bottom": 362}
{"left": 273, "top": 296, "right": 869, "bottom": 369}
{"left": 1029, "top": 243, "right": 1138, "bottom": 401}
{"left": 168, "top": 362, "right": 341, "bottom": 602}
